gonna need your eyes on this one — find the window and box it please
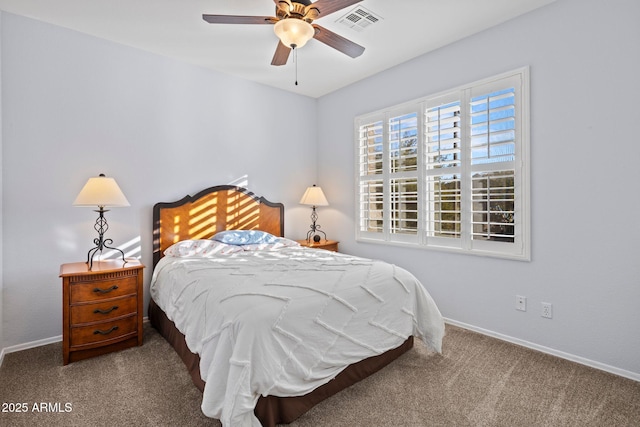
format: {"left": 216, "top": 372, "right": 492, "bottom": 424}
{"left": 355, "top": 68, "right": 530, "bottom": 260}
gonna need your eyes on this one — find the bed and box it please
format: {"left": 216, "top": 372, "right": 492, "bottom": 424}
{"left": 149, "top": 185, "right": 444, "bottom": 427}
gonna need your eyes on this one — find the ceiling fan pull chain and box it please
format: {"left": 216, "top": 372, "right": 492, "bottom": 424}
{"left": 294, "top": 46, "right": 299, "bottom": 86}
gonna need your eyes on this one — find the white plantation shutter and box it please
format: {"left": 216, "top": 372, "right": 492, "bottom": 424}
{"left": 388, "top": 110, "right": 419, "bottom": 239}
{"left": 426, "top": 174, "right": 462, "bottom": 239}
{"left": 425, "top": 102, "right": 462, "bottom": 170}
{"left": 355, "top": 68, "right": 529, "bottom": 260}
{"left": 470, "top": 89, "right": 516, "bottom": 166}
{"left": 471, "top": 171, "right": 515, "bottom": 241}
{"left": 357, "top": 115, "right": 385, "bottom": 236}
{"left": 358, "top": 119, "right": 384, "bottom": 176}
{"left": 390, "top": 177, "right": 418, "bottom": 235}
{"left": 358, "top": 180, "right": 384, "bottom": 233}
{"left": 389, "top": 112, "right": 418, "bottom": 173}
{"left": 467, "top": 74, "right": 524, "bottom": 255}
{"left": 424, "top": 98, "right": 463, "bottom": 245}
{"left": 469, "top": 86, "right": 516, "bottom": 243}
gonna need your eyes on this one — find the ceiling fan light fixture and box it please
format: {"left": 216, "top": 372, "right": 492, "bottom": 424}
{"left": 273, "top": 18, "right": 314, "bottom": 49}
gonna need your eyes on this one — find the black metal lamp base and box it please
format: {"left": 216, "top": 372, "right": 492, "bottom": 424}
{"left": 86, "top": 207, "right": 127, "bottom": 270}
{"left": 305, "top": 206, "right": 327, "bottom": 243}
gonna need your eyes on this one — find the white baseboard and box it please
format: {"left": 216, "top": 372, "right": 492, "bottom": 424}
{"left": 0, "top": 318, "right": 150, "bottom": 368}
{"left": 444, "top": 318, "right": 640, "bottom": 383}
{"left": 2, "top": 317, "right": 638, "bottom": 383}
{"left": 0, "top": 334, "right": 62, "bottom": 367}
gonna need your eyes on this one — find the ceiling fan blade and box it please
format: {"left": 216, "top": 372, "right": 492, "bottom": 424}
{"left": 307, "top": 0, "right": 364, "bottom": 18}
{"left": 312, "top": 24, "right": 365, "bottom": 58}
{"left": 202, "top": 15, "right": 277, "bottom": 25}
{"left": 271, "top": 41, "right": 292, "bottom": 66}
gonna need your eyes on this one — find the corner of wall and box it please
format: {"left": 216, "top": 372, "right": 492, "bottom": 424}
{"left": 0, "top": 10, "right": 5, "bottom": 366}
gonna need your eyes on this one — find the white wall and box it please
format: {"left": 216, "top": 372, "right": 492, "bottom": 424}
{"left": 317, "top": 0, "right": 640, "bottom": 378}
{"left": 0, "top": 14, "right": 4, "bottom": 361}
{"left": 0, "top": 13, "right": 317, "bottom": 349}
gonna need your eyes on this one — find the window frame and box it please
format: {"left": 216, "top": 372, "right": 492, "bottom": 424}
{"left": 354, "top": 67, "right": 530, "bottom": 261}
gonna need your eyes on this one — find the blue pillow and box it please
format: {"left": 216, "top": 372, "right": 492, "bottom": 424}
{"left": 212, "top": 230, "right": 279, "bottom": 245}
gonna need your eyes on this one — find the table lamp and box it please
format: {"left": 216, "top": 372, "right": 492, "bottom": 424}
{"left": 299, "top": 184, "right": 329, "bottom": 243}
{"left": 73, "top": 174, "right": 130, "bottom": 269}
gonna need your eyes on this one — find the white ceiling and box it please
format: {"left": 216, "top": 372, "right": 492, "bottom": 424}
{"left": 0, "top": 0, "right": 556, "bottom": 98}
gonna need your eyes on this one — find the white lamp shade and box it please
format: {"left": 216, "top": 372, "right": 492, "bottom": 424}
{"left": 300, "top": 185, "right": 329, "bottom": 207}
{"left": 73, "top": 174, "right": 130, "bottom": 208}
{"left": 273, "top": 18, "right": 315, "bottom": 49}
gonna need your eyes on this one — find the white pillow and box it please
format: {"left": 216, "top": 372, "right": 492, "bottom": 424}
{"left": 164, "top": 239, "right": 243, "bottom": 257}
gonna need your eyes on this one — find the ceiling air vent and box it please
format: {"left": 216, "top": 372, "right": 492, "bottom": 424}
{"left": 336, "top": 6, "right": 382, "bottom": 32}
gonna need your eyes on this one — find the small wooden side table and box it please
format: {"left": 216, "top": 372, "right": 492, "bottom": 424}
{"left": 296, "top": 239, "right": 339, "bottom": 252}
{"left": 60, "top": 260, "right": 144, "bottom": 365}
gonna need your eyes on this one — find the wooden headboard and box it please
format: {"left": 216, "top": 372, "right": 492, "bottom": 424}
{"left": 152, "top": 185, "right": 284, "bottom": 267}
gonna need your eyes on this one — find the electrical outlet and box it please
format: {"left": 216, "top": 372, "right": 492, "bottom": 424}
{"left": 542, "top": 302, "right": 553, "bottom": 319}
{"left": 516, "top": 295, "right": 526, "bottom": 311}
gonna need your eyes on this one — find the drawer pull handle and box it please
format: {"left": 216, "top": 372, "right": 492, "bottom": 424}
{"left": 93, "top": 306, "right": 119, "bottom": 315}
{"left": 93, "top": 285, "right": 118, "bottom": 294}
{"left": 93, "top": 326, "right": 119, "bottom": 335}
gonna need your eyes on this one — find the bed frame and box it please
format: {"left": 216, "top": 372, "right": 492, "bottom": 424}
{"left": 150, "top": 185, "right": 413, "bottom": 426}
{"left": 152, "top": 185, "right": 284, "bottom": 268}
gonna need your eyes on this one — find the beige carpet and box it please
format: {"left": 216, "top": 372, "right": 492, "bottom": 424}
{"left": 1, "top": 323, "right": 638, "bottom": 426}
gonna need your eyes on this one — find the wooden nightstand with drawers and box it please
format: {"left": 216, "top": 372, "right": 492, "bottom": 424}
{"left": 60, "top": 260, "right": 144, "bottom": 365}
{"left": 296, "top": 239, "right": 339, "bottom": 252}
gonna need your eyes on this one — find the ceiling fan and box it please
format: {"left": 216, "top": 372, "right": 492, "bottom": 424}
{"left": 202, "top": 0, "right": 366, "bottom": 66}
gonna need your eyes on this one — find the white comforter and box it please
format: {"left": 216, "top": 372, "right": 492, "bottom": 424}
{"left": 150, "top": 246, "right": 444, "bottom": 427}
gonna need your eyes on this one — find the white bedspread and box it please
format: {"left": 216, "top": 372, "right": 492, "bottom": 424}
{"left": 150, "top": 246, "right": 444, "bottom": 427}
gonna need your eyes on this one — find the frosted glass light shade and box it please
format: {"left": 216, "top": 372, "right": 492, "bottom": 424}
{"left": 274, "top": 19, "right": 314, "bottom": 49}
{"left": 299, "top": 185, "right": 329, "bottom": 207}
{"left": 73, "top": 174, "right": 130, "bottom": 208}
